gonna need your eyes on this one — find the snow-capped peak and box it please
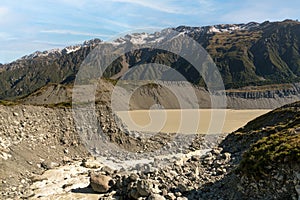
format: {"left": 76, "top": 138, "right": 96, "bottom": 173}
{"left": 207, "top": 24, "right": 241, "bottom": 33}
{"left": 19, "top": 39, "right": 102, "bottom": 61}
{"left": 111, "top": 29, "right": 180, "bottom": 46}
{"left": 20, "top": 49, "right": 61, "bottom": 60}
{"left": 175, "top": 22, "right": 260, "bottom": 35}
{"left": 61, "top": 45, "right": 81, "bottom": 54}
{"left": 112, "top": 32, "right": 154, "bottom": 45}
{"left": 62, "top": 38, "right": 102, "bottom": 54}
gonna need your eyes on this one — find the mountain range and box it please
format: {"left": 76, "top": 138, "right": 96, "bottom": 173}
{"left": 1, "top": 19, "right": 300, "bottom": 101}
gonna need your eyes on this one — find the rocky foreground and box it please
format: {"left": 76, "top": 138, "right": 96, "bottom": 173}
{"left": 25, "top": 146, "right": 231, "bottom": 200}
{"left": 0, "top": 103, "right": 300, "bottom": 199}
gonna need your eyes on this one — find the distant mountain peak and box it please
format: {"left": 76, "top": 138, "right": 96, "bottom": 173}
{"left": 19, "top": 38, "right": 102, "bottom": 61}
{"left": 110, "top": 30, "right": 173, "bottom": 46}
{"left": 20, "top": 48, "right": 61, "bottom": 60}
{"left": 175, "top": 22, "right": 260, "bottom": 34}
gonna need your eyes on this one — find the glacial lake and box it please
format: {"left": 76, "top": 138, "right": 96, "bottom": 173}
{"left": 116, "top": 109, "right": 271, "bottom": 134}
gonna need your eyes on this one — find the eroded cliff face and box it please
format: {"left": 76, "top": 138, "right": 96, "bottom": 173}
{"left": 18, "top": 80, "right": 300, "bottom": 109}
{"left": 225, "top": 83, "right": 300, "bottom": 109}
{"left": 126, "top": 82, "right": 300, "bottom": 109}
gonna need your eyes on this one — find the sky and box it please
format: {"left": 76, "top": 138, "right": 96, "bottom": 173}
{"left": 0, "top": 0, "right": 300, "bottom": 63}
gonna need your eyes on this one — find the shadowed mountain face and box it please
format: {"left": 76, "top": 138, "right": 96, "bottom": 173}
{"left": 1, "top": 20, "right": 300, "bottom": 100}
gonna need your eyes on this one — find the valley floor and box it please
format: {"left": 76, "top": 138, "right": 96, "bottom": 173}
{"left": 0, "top": 104, "right": 299, "bottom": 199}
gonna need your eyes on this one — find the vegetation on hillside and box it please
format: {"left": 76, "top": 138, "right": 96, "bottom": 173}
{"left": 237, "top": 101, "right": 300, "bottom": 178}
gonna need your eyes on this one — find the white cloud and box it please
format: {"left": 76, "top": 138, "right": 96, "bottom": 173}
{"left": 100, "top": 18, "right": 133, "bottom": 29}
{"left": 40, "top": 29, "right": 111, "bottom": 37}
{"left": 60, "top": 0, "right": 87, "bottom": 7}
{"left": 31, "top": 40, "right": 68, "bottom": 46}
{"left": 110, "top": 0, "right": 186, "bottom": 14}
{"left": 0, "top": 32, "right": 8, "bottom": 38}
{"left": 0, "top": 6, "right": 10, "bottom": 15}
{"left": 0, "top": 7, "right": 12, "bottom": 25}
{"left": 220, "top": 0, "right": 300, "bottom": 23}
{"left": 193, "top": 0, "right": 216, "bottom": 12}
{"left": 0, "top": 32, "right": 13, "bottom": 40}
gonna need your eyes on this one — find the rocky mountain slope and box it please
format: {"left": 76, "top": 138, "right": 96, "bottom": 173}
{"left": 0, "top": 39, "right": 102, "bottom": 100}
{"left": 1, "top": 20, "right": 300, "bottom": 102}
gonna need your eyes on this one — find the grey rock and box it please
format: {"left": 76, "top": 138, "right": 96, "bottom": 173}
{"left": 81, "top": 158, "right": 101, "bottom": 169}
{"left": 20, "top": 188, "right": 34, "bottom": 199}
{"left": 178, "top": 183, "right": 189, "bottom": 193}
{"left": 90, "top": 173, "right": 113, "bottom": 193}
{"left": 137, "top": 179, "right": 154, "bottom": 197}
{"left": 129, "top": 189, "right": 140, "bottom": 200}
{"left": 64, "top": 148, "right": 69, "bottom": 154}
{"left": 166, "top": 193, "right": 176, "bottom": 200}
{"left": 147, "top": 194, "right": 166, "bottom": 200}
{"left": 102, "top": 166, "right": 114, "bottom": 175}
{"left": 295, "top": 185, "right": 300, "bottom": 197}
{"left": 191, "top": 155, "right": 200, "bottom": 161}
{"left": 129, "top": 173, "right": 139, "bottom": 182}
{"left": 176, "top": 197, "right": 188, "bottom": 200}
{"left": 41, "top": 161, "right": 59, "bottom": 170}
{"left": 212, "top": 148, "right": 222, "bottom": 155}
{"left": 174, "top": 191, "right": 182, "bottom": 197}
{"left": 223, "top": 152, "right": 231, "bottom": 163}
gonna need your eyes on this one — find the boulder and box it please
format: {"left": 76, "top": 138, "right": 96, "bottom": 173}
{"left": 137, "top": 179, "right": 153, "bottom": 196}
{"left": 295, "top": 185, "right": 300, "bottom": 198}
{"left": 81, "top": 158, "right": 102, "bottom": 169}
{"left": 90, "top": 173, "right": 112, "bottom": 193}
{"left": 147, "top": 194, "right": 166, "bottom": 200}
{"left": 129, "top": 173, "right": 139, "bottom": 182}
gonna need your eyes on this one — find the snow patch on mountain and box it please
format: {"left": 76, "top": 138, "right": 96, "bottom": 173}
{"left": 112, "top": 32, "right": 161, "bottom": 45}
{"left": 176, "top": 22, "right": 260, "bottom": 35}
{"left": 20, "top": 39, "right": 102, "bottom": 60}
{"left": 21, "top": 49, "right": 61, "bottom": 60}
{"left": 62, "top": 46, "right": 81, "bottom": 54}
{"left": 111, "top": 29, "right": 182, "bottom": 46}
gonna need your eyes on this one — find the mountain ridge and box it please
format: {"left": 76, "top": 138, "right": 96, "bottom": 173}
{"left": 1, "top": 20, "right": 300, "bottom": 101}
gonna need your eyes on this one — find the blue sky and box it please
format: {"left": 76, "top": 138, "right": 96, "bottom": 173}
{"left": 1, "top": 0, "right": 299, "bottom": 63}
